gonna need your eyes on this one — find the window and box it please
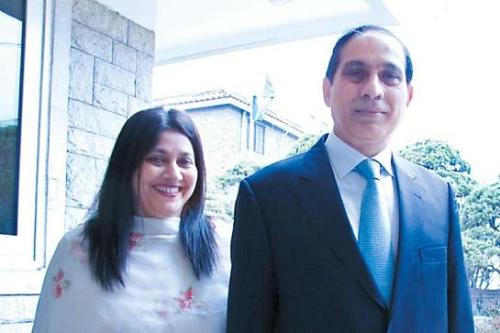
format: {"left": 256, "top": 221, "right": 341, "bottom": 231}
{"left": 0, "top": 0, "right": 46, "bottom": 273}
{"left": 254, "top": 123, "right": 265, "bottom": 154}
{"left": 0, "top": 1, "right": 24, "bottom": 236}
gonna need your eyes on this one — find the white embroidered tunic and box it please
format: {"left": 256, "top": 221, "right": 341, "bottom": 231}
{"left": 33, "top": 216, "right": 231, "bottom": 333}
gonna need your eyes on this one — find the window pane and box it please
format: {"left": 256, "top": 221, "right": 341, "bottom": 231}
{"left": 0, "top": 4, "right": 24, "bottom": 236}
{"left": 254, "top": 123, "right": 265, "bottom": 154}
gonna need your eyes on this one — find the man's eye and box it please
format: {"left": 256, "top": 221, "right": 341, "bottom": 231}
{"left": 381, "top": 71, "right": 402, "bottom": 85}
{"left": 344, "top": 69, "right": 366, "bottom": 82}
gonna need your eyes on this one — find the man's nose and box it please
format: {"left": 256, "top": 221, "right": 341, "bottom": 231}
{"left": 361, "top": 75, "right": 384, "bottom": 100}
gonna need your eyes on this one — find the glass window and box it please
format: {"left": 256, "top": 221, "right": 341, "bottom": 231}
{"left": 0, "top": 1, "right": 24, "bottom": 236}
{"left": 254, "top": 123, "right": 265, "bottom": 154}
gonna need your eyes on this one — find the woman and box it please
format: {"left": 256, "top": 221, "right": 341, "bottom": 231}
{"left": 33, "top": 108, "right": 231, "bottom": 332}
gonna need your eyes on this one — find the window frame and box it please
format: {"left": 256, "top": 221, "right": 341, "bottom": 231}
{"left": 0, "top": 0, "right": 53, "bottom": 294}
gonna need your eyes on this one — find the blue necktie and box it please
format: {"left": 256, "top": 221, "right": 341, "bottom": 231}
{"left": 356, "top": 159, "right": 395, "bottom": 306}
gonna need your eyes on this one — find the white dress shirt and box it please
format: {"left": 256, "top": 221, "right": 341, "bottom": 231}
{"left": 324, "top": 133, "right": 400, "bottom": 257}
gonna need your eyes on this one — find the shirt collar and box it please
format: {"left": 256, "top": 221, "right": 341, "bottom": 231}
{"left": 324, "top": 132, "right": 394, "bottom": 178}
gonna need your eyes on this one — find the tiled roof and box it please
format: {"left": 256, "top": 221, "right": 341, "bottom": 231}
{"left": 158, "top": 89, "right": 249, "bottom": 107}
{"left": 156, "top": 89, "right": 303, "bottom": 135}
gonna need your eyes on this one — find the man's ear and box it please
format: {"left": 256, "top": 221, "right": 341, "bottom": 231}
{"left": 322, "top": 77, "right": 332, "bottom": 107}
{"left": 407, "top": 84, "right": 414, "bottom": 105}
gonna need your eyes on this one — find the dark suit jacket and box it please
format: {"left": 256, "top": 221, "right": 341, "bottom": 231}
{"left": 227, "top": 136, "right": 474, "bottom": 333}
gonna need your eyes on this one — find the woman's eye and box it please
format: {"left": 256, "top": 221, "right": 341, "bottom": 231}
{"left": 146, "top": 155, "right": 165, "bottom": 166}
{"left": 178, "top": 157, "right": 194, "bottom": 167}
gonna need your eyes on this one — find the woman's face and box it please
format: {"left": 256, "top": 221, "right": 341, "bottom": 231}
{"left": 132, "top": 130, "right": 198, "bottom": 219}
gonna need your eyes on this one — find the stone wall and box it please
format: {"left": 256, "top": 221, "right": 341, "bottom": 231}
{"left": 263, "top": 123, "right": 298, "bottom": 162}
{"left": 66, "top": 0, "right": 154, "bottom": 230}
{"left": 188, "top": 105, "right": 245, "bottom": 178}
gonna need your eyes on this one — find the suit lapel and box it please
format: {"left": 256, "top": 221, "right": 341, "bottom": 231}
{"left": 389, "top": 155, "right": 425, "bottom": 318}
{"left": 295, "top": 137, "right": 386, "bottom": 309}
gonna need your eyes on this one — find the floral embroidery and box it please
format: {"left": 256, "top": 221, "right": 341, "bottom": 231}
{"left": 128, "top": 232, "right": 144, "bottom": 250}
{"left": 174, "top": 287, "right": 202, "bottom": 311}
{"left": 52, "top": 269, "right": 70, "bottom": 298}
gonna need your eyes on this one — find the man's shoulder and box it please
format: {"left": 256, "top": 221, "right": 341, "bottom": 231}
{"left": 395, "top": 154, "right": 449, "bottom": 188}
{"left": 246, "top": 151, "right": 308, "bottom": 185}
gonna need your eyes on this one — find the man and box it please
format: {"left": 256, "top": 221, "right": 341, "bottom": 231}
{"left": 227, "top": 25, "right": 474, "bottom": 332}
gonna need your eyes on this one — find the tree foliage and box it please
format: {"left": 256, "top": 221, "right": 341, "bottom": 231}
{"left": 206, "top": 159, "right": 264, "bottom": 221}
{"left": 399, "top": 139, "right": 477, "bottom": 198}
{"left": 217, "top": 159, "right": 263, "bottom": 189}
{"left": 287, "top": 133, "right": 321, "bottom": 157}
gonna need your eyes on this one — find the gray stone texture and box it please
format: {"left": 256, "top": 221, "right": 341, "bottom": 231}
{"left": 128, "top": 96, "right": 152, "bottom": 116}
{"left": 128, "top": 21, "right": 155, "bottom": 56}
{"left": 65, "top": 206, "right": 89, "bottom": 231}
{"left": 95, "top": 58, "right": 135, "bottom": 95}
{"left": 113, "top": 41, "right": 136, "bottom": 72}
{"left": 68, "top": 99, "right": 126, "bottom": 138}
{"left": 66, "top": 153, "right": 104, "bottom": 209}
{"left": 71, "top": 21, "right": 112, "bottom": 61}
{"left": 189, "top": 106, "right": 243, "bottom": 176}
{"left": 69, "top": 48, "right": 93, "bottom": 103}
{"left": 67, "top": 127, "right": 115, "bottom": 159}
{"left": 72, "top": 0, "right": 127, "bottom": 43}
{"left": 136, "top": 52, "right": 154, "bottom": 101}
{"left": 94, "top": 83, "right": 128, "bottom": 115}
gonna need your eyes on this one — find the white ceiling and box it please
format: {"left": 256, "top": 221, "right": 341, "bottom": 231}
{"left": 98, "top": 0, "right": 397, "bottom": 64}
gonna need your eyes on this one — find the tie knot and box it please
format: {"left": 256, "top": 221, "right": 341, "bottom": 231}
{"left": 356, "top": 159, "right": 381, "bottom": 180}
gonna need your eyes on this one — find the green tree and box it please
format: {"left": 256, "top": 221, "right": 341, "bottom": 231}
{"left": 287, "top": 133, "right": 321, "bottom": 157}
{"left": 217, "top": 160, "right": 263, "bottom": 190}
{"left": 399, "top": 139, "right": 477, "bottom": 199}
{"left": 461, "top": 182, "right": 500, "bottom": 231}
{"left": 462, "top": 225, "right": 500, "bottom": 289}
{"left": 206, "top": 159, "right": 264, "bottom": 221}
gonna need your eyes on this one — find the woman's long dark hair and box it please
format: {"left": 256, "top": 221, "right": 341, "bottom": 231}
{"left": 83, "top": 107, "right": 217, "bottom": 290}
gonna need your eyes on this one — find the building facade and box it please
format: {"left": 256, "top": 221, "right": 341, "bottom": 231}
{"left": 159, "top": 89, "right": 303, "bottom": 178}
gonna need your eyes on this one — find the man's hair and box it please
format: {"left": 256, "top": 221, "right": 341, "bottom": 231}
{"left": 325, "top": 25, "right": 413, "bottom": 84}
{"left": 83, "top": 107, "right": 217, "bottom": 290}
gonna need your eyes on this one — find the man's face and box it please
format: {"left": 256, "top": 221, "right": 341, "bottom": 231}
{"left": 323, "top": 32, "right": 413, "bottom": 156}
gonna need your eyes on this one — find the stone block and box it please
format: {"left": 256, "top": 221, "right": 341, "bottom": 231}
{"left": 66, "top": 153, "right": 103, "bottom": 208}
{"left": 72, "top": 0, "right": 127, "bottom": 42}
{"left": 128, "top": 21, "right": 155, "bottom": 56}
{"left": 95, "top": 58, "right": 135, "bottom": 95}
{"left": 136, "top": 52, "right": 154, "bottom": 101}
{"left": 65, "top": 206, "right": 90, "bottom": 231}
{"left": 68, "top": 99, "right": 126, "bottom": 138}
{"left": 128, "top": 96, "right": 152, "bottom": 116}
{"left": 71, "top": 20, "right": 112, "bottom": 61}
{"left": 67, "top": 127, "right": 115, "bottom": 159}
{"left": 69, "top": 48, "right": 93, "bottom": 103}
{"left": 113, "top": 41, "right": 136, "bottom": 72}
{"left": 94, "top": 83, "right": 128, "bottom": 115}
